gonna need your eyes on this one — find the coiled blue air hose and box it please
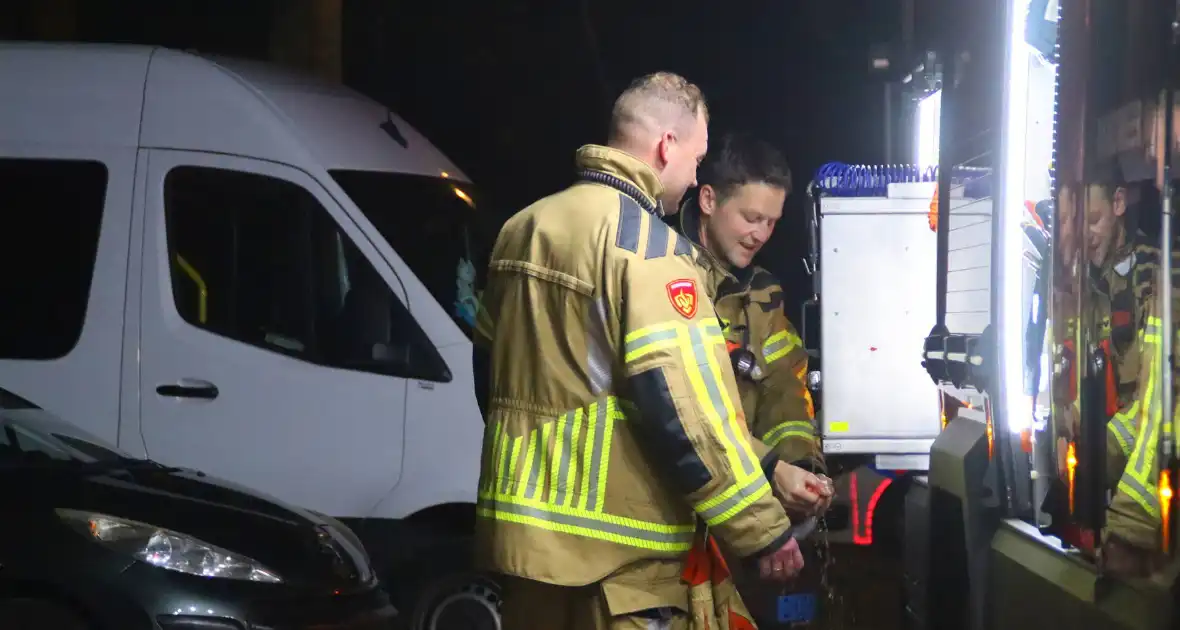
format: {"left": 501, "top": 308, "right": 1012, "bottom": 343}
{"left": 813, "top": 162, "right": 993, "bottom": 199}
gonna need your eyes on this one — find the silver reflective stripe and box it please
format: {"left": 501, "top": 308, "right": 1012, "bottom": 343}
{"left": 697, "top": 474, "right": 768, "bottom": 525}
{"left": 497, "top": 422, "right": 512, "bottom": 494}
{"left": 582, "top": 401, "right": 608, "bottom": 512}
{"left": 624, "top": 328, "right": 679, "bottom": 355}
{"left": 764, "top": 421, "right": 817, "bottom": 447}
{"left": 548, "top": 412, "right": 572, "bottom": 503}
{"left": 688, "top": 324, "right": 756, "bottom": 477}
{"left": 555, "top": 408, "right": 583, "bottom": 506}
{"left": 763, "top": 337, "right": 789, "bottom": 360}
{"left": 479, "top": 499, "right": 695, "bottom": 547}
{"left": 1108, "top": 414, "right": 1134, "bottom": 455}
{"left": 586, "top": 296, "right": 613, "bottom": 395}
{"left": 526, "top": 423, "right": 553, "bottom": 500}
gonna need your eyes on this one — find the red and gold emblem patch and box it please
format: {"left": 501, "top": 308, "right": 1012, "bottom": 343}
{"left": 666, "top": 279, "right": 699, "bottom": 319}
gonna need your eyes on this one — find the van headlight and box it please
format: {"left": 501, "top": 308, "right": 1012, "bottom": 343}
{"left": 57, "top": 509, "right": 282, "bottom": 583}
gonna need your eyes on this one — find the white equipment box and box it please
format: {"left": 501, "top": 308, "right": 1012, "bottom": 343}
{"left": 819, "top": 182, "right": 992, "bottom": 470}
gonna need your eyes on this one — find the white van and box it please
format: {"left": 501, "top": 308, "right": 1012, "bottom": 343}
{"left": 0, "top": 41, "right": 496, "bottom": 622}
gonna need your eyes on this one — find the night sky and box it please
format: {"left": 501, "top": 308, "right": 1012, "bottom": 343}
{"left": 2, "top": 0, "right": 911, "bottom": 310}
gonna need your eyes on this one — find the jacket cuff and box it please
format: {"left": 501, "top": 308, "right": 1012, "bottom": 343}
{"left": 748, "top": 520, "right": 795, "bottom": 560}
{"left": 760, "top": 448, "right": 780, "bottom": 481}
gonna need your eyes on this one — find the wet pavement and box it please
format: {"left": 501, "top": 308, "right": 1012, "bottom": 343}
{"left": 734, "top": 540, "right": 905, "bottom": 630}
{"left": 821, "top": 543, "right": 905, "bottom": 630}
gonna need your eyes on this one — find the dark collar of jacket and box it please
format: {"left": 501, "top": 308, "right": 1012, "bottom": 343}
{"left": 677, "top": 195, "right": 766, "bottom": 299}
{"left": 575, "top": 144, "right": 663, "bottom": 210}
{"left": 1089, "top": 229, "right": 1150, "bottom": 292}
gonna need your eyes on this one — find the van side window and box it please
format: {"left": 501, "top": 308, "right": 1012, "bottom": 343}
{"left": 0, "top": 158, "right": 107, "bottom": 360}
{"left": 163, "top": 166, "right": 452, "bottom": 383}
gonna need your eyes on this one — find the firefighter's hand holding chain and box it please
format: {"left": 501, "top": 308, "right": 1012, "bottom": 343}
{"left": 771, "top": 460, "right": 835, "bottom": 518}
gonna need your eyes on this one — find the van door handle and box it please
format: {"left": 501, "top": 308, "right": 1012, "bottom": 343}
{"left": 156, "top": 380, "right": 219, "bottom": 400}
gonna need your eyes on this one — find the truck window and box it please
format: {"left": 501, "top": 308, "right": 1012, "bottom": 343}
{"left": 329, "top": 170, "right": 497, "bottom": 339}
{"left": 163, "top": 166, "right": 451, "bottom": 383}
{"left": 0, "top": 158, "right": 107, "bottom": 360}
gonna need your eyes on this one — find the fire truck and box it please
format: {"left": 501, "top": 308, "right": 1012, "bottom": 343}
{"left": 808, "top": 0, "right": 1180, "bottom": 627}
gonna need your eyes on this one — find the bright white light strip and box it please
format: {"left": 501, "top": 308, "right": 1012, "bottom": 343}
{"left": 917, "top": 89, "right": 942, "bottom": 168}
{"left": 1000, "top": 0, "right": 1033, "bottom": 434}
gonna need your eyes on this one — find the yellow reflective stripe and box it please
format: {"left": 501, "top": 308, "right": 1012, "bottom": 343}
{"left": 595, "top": 401, "right": 618, "bottom": 512}
{"left": 506, "top": 435, "right": 523, "bottom": 494}
{"left": 1142, "top": 316, "right": 1162, "bottom": 344}
{"left": 578, "top": 402, "right": 599, "bottom": 509}
{"left": 479, "top": 395, "right": 694, "bottom": 553}
{"left": 694, "top": 470, "right": 773, "bottom": 527}
{"left": 1117, "top": 319, "right": 1163, "bottom": 517}
{"left": 497, "top": 423, "right": 512, "bottom": 494}
{"left": 682, "top": 320, "right": 760, "bottom": 479}
{"left": 560, "top": 408, "right": 584, "bottom": 507}
{"left": 476, "top": 494, "right": 694, "bottom": 552}
{"left": 527, "top": 423, "right": 553, "bottom": 500}
{"left": 1109, "top": 401, "right": 1139, "bottom": 457}
{"left": 547, "top": 412, "right": 570, "bottom": 503}
{"left": 480, "top": 420, "right": 502, "bottom": 493}
{"left": 500, "top": 399, "right": 621, "bottom": 510}
{"left": 762, "top": 329, "right": 801, "bottom": 365}
{"left": 763, "top": 421, "right": 817, "bottom": 450}
{"left": 624, "top": 322, "right": 682, "bottom": 363}
{"left": 685, "top": 319, "right": 771, "bottom": 525}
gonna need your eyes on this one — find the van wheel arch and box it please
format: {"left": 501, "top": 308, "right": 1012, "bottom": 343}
{"left": 358, "top": 503, "right": 500, "bottom": 630}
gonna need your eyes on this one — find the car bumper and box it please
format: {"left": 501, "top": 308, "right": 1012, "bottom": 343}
{"left": 64, "top": 563, "right": 399, "bottom": 630}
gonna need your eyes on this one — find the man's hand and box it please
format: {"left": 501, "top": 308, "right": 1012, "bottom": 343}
{"left": 772, "top": 461, "right": 834, "bottom": 517}
{"left": 758, "top": 537, "right": 804, "bottom": 582}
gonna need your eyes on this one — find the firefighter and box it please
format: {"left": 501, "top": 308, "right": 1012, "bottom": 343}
{"left": 473, "top": 72, "right": 832, "bottom": 630}
{"left": 1101, "top": 277, "right": 1174, "bottom": 580}
{"left": 1055, "top": 172, "right": 1159, "bottom": 493}
{"left": 671, "top": 133, "right": 829, "bottom": 627}
{"left": 676, "top": 132, "right": 824, "bottom": 477}
{"left": 1052, "top": 170, "right": 1179, "bottom": 577}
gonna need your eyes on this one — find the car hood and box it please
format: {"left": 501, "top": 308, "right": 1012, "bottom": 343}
{"left": 43, "top": 465, "right": 372, "bottom": 591}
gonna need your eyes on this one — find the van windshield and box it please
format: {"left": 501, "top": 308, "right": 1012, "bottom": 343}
{"left": 330, "top": 170, "right": 497, "bottom": 340}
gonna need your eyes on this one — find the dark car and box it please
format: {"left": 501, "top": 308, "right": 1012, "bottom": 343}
{"left": 0, "top": 388, "right": 398, "bottom": 630}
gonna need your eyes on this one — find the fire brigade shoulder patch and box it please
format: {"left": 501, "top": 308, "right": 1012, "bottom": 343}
{"left": 666, "top": 279, "right": 699, "bottom": 319}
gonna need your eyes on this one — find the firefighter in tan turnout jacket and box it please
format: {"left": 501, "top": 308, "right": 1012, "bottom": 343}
{"left": 472, "top": 73, "right": 832, "bottom": 630}
{"left": 677, "top": 133, "right": 823, "bottom": 474}
{"left": 675, "top": 133, "right": 827, "bottom": 627}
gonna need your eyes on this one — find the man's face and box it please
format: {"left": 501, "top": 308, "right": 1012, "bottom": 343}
{"left": 658, "top": 112, "right": 709, "bottom": 211}
{"left": 699, "top": 181, "right": 787, "bottom": 269}
{"left": 1057, "top": 184, "right": 1078, "bottom": 270}
{"left": 1085, "top": 184, "right": 1125, "bottom": 264}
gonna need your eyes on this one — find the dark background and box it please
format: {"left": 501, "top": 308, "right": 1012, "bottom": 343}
{"left": 0, "top": 0, "right": 922, "bottom": 312}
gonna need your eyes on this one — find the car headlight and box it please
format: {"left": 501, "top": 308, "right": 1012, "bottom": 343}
{"left": 56, "top": 509, "right": 282, "bottom": 583}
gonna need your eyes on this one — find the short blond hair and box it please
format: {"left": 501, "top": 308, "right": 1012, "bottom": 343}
{"left": 608, "top": 72, "right": 709, "bottom": 144}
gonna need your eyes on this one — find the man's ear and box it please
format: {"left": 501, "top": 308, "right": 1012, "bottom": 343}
{"left": 1113, "top": 187, "right": 1127, "bottom": 218}
{"left": 699, "top": 185, "right": 717, "bottom": 216}
{"left": 656, "top": 131, "right": 676, "bottom": 167}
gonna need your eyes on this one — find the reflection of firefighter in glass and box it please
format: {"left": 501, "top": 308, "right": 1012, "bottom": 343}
{"left": 1052, "top": 162, "right": 1176, "bottom": 577}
